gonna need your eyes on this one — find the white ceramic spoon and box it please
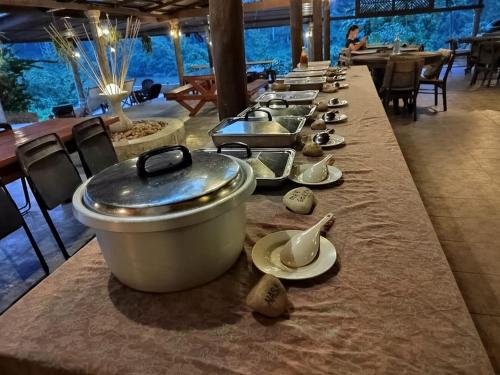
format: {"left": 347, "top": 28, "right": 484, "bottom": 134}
{"left": 280, "top": 213, "right": 335, "bottom": 268}
{"left": 299, "top": 154, "right": 334, "bottom": 183}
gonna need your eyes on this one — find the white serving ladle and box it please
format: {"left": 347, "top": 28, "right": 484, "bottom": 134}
{"left": 299, "top": 154, "right": 334, "bottom": 183}
{"left": 280, "top": 213, "right": 335, "bottom": 268}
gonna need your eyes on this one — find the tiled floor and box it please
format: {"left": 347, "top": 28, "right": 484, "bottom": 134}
{"left": 390, "top": 66, "right": 500, "bottom": 372}
{"left": 1, "top": 63, "right": 499, "bottom": 371}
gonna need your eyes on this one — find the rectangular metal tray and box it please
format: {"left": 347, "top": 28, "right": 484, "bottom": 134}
{"left": 209, "top": 116, "right": 306, "bottom": 148}
{"left": 285, "top": 70, "right": 327, "bottom": 78}
{"left": 255, "top": 90, "right": 319, "bottom": 105}
{"left": 199, "top": 145, "right": 296, "bottom": 187}
{"left": 292, "top": 66, "right": 328, "bottom": 72}
{"left": 238, "top": 104, "right": 317, "bottom": 120}
{"left": 283, "top": 77, "right": 326, "bottom": 91}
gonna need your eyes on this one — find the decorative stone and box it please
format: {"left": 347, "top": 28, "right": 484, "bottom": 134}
{"left": 315, "top": 101, "right": 328, "bottom": 112}
{"left": 246, "top": 274, "right": 289, "bottom": 318}
{"left": 271, "top": 82, "right": 290, "bottom": 92}
{"left": 302, "top": 142, "right": 323, "bottom": 157}
{"left": 311, "top": 119, "right": 326, "bottom": 130}
{"left": 326, "top": 77, "right": 335, "bottom": 83}
{"left": 283, "top": 187, "right": 316, "bottom": 214}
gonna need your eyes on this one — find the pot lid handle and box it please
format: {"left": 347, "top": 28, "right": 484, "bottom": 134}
{"left": 216, "top": 142, "right": 252, "bottom": 158}
{"left": 244, "top": 108, "right": 272, "bottom": 121}
{"left": 266, "top": 98, "right": 289, "bottom": 108}
{"left": 137, "top": 145, "right": 192, "bottom": 178}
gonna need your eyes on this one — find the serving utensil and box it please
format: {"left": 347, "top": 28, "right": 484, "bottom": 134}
{"left": 299, "top": 154, "right": 334, "bottom": 183}
{"left": 279, "top": 213, "right": 335, "bottom": 268}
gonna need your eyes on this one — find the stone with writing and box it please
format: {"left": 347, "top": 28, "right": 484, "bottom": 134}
{"left": 246, "top": 274, "right": 289, "bottom": 318}
{"left": 310, "top": 119, "right": 326, "bottom": 130}
{"left": 315, "top": 101, "right": 328, "bottom": 112}
{"left": 283, "top": 187, "right": 316, "bottom": 214}
{"left": 302, "top": 141, "right": 323, "bottom": 157}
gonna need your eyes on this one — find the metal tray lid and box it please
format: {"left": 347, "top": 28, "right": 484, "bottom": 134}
{"left": 83, "top": 146, "right": 244, "bottom": 217}
{"left": 256, "top": 90, "right": 319, "bottom": 103}
{"left": 283, "top": 77, "right": 327, "bottom": 84}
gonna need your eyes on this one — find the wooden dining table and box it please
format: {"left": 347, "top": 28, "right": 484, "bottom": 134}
{"left": 0, "top": 116, "right": 117, "bottom": 184}
{"left": 0, "top": 66, "right": 493, "bottom": 375}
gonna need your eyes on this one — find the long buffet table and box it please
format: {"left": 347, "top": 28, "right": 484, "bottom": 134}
{"left": 0, "top": 66, "right": 493, "bottom": 374}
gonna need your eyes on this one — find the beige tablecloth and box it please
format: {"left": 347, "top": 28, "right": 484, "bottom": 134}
{"left": 0, "top": 66, "right": 493, "bottom": 375}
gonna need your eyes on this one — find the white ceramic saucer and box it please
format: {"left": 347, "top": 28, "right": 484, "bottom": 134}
{"left": 322, "top": 113, "right": 348, "bottom": 124}
{"left": 318, "top": 134, "right": 345, "bottom": 148}
{"left": 330, "top": 75, "right": 346, "bottom": 81}
{"left": 252, "top": 230, "right": 337, "bottom": 280}
{"left": 328, "top": 99, "right": 348, "bottom": 108}
{"left": 334, "top": 83, "right": 349, "bottom": 89}
{"left": 289, "top": 164, "right": 342, "bottom": 186}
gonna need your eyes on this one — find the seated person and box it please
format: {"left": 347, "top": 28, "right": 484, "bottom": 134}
{"left": 345, "top": 25, "right": 368, "bottom": 51}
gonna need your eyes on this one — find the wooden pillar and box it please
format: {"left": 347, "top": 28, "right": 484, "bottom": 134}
{"left": 205, "top": 16, "right": 214, "bottom": 68}
{"left": 290, "top": 0, "right": 303, "bottom": 68}
{"left": 472, "top": 7, "right": 482, "bottom": 37}
{"left": 209, "top": 0, "right": 247, "bottom": 120}
{"left": 312, "top": 0, "right": 323, "bottom": 61}
{"left": 0, "top": 99, "right": 6, "bottom": 123}
{"left": 323, "top": 0, "right": 330, "bottom": 61}
{"left": 69, "top": 57, "right": 87, "bottom": 115}
{"left": 170, "top": 20, "right": 184, "bottom": 84}
{"left": 84, "top": 10, "right": 111, "bottom": 84}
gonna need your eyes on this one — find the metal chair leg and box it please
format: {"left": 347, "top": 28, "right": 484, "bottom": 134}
{"left": 18, "top": 178, "right": 32, "bottom": 215}
{"left": 22, "top": 222, "right": 49, "bottom": 274}
{"left": 39, "top": 206, "right": 70, "bottom": 260}
{"left": 434, "top": 85, "right": 438, "bottom": 106}
{"left": 442, "top": 84, "right": 448, "bottom": 112}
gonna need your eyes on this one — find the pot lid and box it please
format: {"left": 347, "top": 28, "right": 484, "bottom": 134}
{"left": 83, "top": 146, "right": 242, "bottom": 217}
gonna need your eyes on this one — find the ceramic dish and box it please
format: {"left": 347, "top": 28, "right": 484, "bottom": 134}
{"left": 251, "top": 230, "right": 337, "bottom": 280}
{"left": 334, "top": 83, "right": 349, "bottom": 89}
{"left": 328, "top": 99, "right": 348, "bottom": 108}
{"left": 289, "top": 164, "right": 342, "bottom": 186}
{"left": 317, "top": 134, "right": 345, "bottom": 148}
{"left": 322, "top": 112, "right": 348, "bottom": 124}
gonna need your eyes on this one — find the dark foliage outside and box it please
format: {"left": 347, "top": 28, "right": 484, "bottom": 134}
{"left": 1, "top": 0, "right": 499, "bottom": 121}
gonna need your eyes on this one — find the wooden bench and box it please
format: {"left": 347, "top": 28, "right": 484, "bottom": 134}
{"left": 166, "top": 78, "right": 269, "bottom": 116}
{"left": 247, "top": 79, "right": 269, "bottom": 97}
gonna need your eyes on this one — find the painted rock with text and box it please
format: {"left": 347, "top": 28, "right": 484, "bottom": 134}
{"left": 283, "top": 187, "right": 316, "bottom": 214}
{"left": 246, "top": 274, "right": 289, "bottom": 318}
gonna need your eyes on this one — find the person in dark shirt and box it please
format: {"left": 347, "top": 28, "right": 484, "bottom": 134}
{"left": 345, "top": 25, "right": 368, "bottom": 51}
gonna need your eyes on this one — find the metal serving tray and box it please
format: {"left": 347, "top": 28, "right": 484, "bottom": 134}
{"left": 283, "top": 77, "right": 326, "bottom": 91}
{"left": 285, "top": 70, "right": 327, "bottom": 78}
{"left": 256, "top": 90, "right": 319, "bottom": 105}
{"left": 200, "top": 143, "right": 295, "bottom": 187}
{"left": 292, "top": 66, "right": 328, "bottom": 72}
{"left": 238, "top": 101, "right": 317, "bottom": 121}
{"left": 209, "top": 113, "right": 306, "bottom": 148}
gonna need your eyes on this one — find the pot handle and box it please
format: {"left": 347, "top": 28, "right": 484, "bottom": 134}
{"left": 136, "top": 145, "right": 192, "bottom": 178}
{"left": 216, "top": 142, "right": 252, "bottom": 158}
{"left": 244, "top": 109, "right": 272, "bottom": 121}
{"left": 266, "top": 98, "right": 289, "bottom": 108}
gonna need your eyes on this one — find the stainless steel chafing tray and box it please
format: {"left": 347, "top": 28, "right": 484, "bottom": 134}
{"left": 256, "top": 90, "right": 319, "bottom": 105}
{"left": 199, "top": 142, "right": 295, "bottom": 187}
{"left": 208, "top": 110, "right": 306, "bottom": 148}
{"left": 285, "top": 70, "right": 327, "bottom": 78}
{"left": 238, "top": 99, "right": 316, "bottom": 120}
{"left": 283, "top": 77, "right": 326, "bottom": 91}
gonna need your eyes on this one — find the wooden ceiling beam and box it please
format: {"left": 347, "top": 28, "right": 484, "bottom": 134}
{"left": 0, "top": 0, "right": 172, "bottom": 20}
{"left": 175, "top": 0, "right": 291, "bottom": 19}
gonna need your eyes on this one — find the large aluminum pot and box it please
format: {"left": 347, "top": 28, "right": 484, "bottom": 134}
{"left": 73, "top": 145, "right": 256, "bottom": 293}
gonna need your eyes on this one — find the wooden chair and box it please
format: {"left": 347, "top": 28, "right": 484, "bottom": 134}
{"left": 470, "top": 40, "right": 500, "bottom": 86}
{"left": 380, "top": 55, "right": 423, "bottom": 121}
{"left": 419, "top": 49, "right": 455, "bottom": 111}
{"left": 52, "top": 104, "right": 76, "bottom": 118}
